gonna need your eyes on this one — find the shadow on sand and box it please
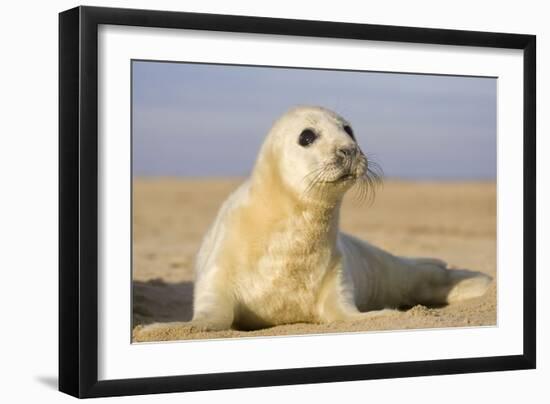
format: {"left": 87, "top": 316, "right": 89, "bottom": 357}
{"left": 132, "top": 279, "right": 194, "bottom": 327}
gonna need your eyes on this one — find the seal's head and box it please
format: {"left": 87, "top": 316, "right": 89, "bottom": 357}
{"left": 254, "top": 106, "right": 380, "bottom": 204}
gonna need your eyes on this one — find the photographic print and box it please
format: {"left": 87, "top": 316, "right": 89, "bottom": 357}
{"left": 131, "top": 61, "right": 497, "bottom": 342}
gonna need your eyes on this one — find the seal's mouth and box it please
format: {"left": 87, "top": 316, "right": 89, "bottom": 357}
{"left": 335, "top": 172, "right": 356, "bottom": 182}
{"left": 320, "top": 171, "right": 357, "bottom": 184}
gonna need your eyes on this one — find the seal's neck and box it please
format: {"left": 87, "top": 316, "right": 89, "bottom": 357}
{"left": 249, "top": 153, "right": 342, "bottom": 244}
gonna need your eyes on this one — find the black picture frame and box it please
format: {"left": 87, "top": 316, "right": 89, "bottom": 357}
{"left": 59, "top": 5, "right": 536, "bottom": 398}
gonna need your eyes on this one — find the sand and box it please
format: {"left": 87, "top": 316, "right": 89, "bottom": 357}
{"left": 132, "top": 178, "right": 496, "bottom": 342}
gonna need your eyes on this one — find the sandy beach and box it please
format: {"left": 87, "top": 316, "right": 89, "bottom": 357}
{"left": 132, "top": 178, "right": 496, "bottom": 342}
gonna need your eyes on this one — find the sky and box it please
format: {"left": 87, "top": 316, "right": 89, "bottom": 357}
{"left": 132, "top": 60, "right": 496, "bottom": 180}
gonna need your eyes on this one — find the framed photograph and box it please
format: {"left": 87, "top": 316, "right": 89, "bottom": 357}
{"left": 59, "top": 6, "right": 536, "bottom": 398}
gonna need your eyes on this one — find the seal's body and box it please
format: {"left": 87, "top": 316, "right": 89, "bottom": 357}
{"left": 135, "top": 106, "right": 491, "bottom": 336}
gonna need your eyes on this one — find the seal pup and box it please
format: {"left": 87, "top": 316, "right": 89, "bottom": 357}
{"left": 134, "top": 106, "right": 492, "bottom": 338}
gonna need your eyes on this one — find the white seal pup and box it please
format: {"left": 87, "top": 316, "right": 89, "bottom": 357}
{"left": 135, "top": 106, "right": 491, "bottom": 338}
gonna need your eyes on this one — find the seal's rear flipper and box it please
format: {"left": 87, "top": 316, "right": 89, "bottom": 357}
{"left": 445, "top": 269, "right": 493, "bottom": 303}
{"left": 405, "top": 257, "right": 492, "bottom": 306}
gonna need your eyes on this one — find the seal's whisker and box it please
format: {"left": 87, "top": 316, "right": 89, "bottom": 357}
{"left": 303, "top": 165, "right": 329, "bottom": 195}
{"left": 301, "top": 163, "right": 330, "bottom": 195}
{"left": 301, "top": 164, "right": 328, "bottom": 182}
{"left": 350, "top": 154, "right": 383, "bottom": 206}
{"left": 302, "top": 152, "right": 383, "bottom": 204}
{"left": 302, "top": 160, "right": 342, "bottom": 196}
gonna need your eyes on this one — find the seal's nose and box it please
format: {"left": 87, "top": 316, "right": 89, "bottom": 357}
{"left": 337, "top": 146, "right": 357, "bottom": 159}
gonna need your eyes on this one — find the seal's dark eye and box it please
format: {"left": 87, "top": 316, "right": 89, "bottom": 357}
{"left": 343, "top": 125, "right": 355, "bottom": 140}
{"left": 298, "top": 129, "right": 318, "bottom": 147}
